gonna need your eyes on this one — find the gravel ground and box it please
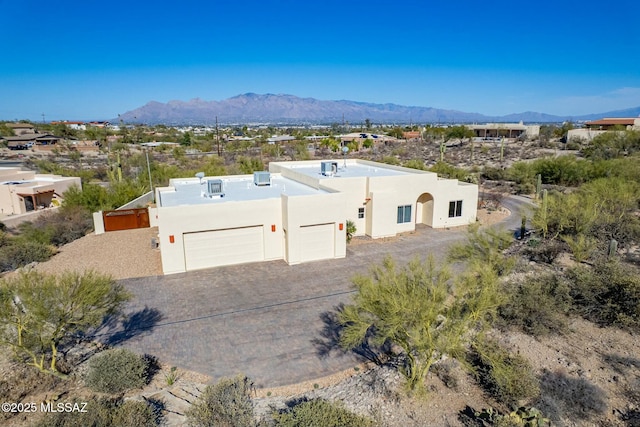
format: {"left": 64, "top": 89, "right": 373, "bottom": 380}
{"left": 33, "top": 227, "right": 163, "bottom": 280}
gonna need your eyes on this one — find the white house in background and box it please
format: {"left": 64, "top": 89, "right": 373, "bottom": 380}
{"left": 155, "top": 159, "right": 478, "bottom": 275}
{"left": 467, "top": 122, "right": 540, "bottom": 140}
{"left": 0, "top": 167, "right": 81, "bottom": 215}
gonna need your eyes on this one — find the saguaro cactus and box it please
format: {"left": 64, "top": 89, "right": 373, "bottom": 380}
{"left": 608, "top": 239, "right": 618, "bottom": 257}
{"left": 536, "top": 174, "right": 542, "bottom": 199}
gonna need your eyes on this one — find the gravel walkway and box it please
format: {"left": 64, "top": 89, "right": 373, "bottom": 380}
{"left": 34, "top": 227, "right": 162, "bottom": 280}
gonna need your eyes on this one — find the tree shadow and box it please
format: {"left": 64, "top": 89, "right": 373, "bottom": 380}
{"left": 311, "top": 303, "right": 389, "bottom": 365}
{"left": 602, "top": 352, "right": 640, "bottom": 375}
{"left": 96, "top": 306, "right": 164, "bottom": 346}
{"left": 536, "top": 368, "right": 608, "bottom": 423}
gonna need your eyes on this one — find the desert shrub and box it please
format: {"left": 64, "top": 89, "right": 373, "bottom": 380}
{"left": 404, "top": 158, "right": 426, "bottom": 170}
{"left": 481, "top": 166, "right": 507, "bottom": 181}
{"left": 17, "top": 206, "right": 92, "bottom": 247}
{"left": 468, "top": 338, "right": 540, "bottom": 406}
{"left": 34, "top": 397, "right": 161, "bottom": 427}
{"left": 429, "top": 161, "right": 470, "bottom": 181}
{"left": 448, "top": 224, "right": 515, "bottom": 276}
{"left": 272, "top": 398, "right": 374, "bottom": 427}
{"left": 0, "top": 240, "right": 55, "bottom": 271}
{"left": 380, "top": 155, "right": 400, "bottom": 165}
{"left": 525, "top": 240, "right": 563, "bottom": 264}
{"left": 565, "top": 141, "right": 581, "bottom": 150}
{"left": 85, "top": 348, "right": 149, "bottom": 394}
{"left": 536, "top": 369, "right": 607, "bottom": 423}
{"left": 498, "top": 274, "right": 571, "bottom": 336}
{"left": 561, "top": 234, "right": 597, "bottom": 262}
{"left": 566, "top": 260, "right": 640, "bottom": 329}
{"left": 186, "top": 375, "right": 254, "bottom": 427}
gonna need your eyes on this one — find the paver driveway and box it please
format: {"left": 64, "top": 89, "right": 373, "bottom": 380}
{"left": 100, "top": 197, "right": 530, "bottom": 388}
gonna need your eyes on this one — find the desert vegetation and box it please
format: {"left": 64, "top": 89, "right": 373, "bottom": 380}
{"left": 0, "top": 122, "right": 639, "bottom": 426}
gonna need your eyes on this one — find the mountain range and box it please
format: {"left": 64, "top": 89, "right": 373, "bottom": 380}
{"left": 117, "top": 93, "right": 640, "bottom": 125}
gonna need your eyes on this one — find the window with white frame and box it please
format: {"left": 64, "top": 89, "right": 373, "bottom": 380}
{"left": 397, "top": 205, "right": 412, "bottom": 223}
{"left": 358, "top": 207, "right": 365, "bottom": 219}
{"left": 448, "top": 200, "right": 463, "bottom": 218}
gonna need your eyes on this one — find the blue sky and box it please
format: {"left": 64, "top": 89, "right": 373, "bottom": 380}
{"left": 1, "top": 0, "right": 639, "bottom": 121}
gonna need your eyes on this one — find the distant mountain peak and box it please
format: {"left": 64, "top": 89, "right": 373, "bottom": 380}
{"left": 116, "top": 93, "right": 640, "bottom": 125}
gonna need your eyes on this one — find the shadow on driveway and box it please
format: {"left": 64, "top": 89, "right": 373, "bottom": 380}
{"left": 114, "top": 196, "right": 530, "bottom": 388}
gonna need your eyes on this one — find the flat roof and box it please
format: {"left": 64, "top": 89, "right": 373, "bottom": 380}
{"left": 278, "top": 159, "right": 418, "bottom": 179}
{"left": 158, "top": 173, "right": 328, "bottom": 207}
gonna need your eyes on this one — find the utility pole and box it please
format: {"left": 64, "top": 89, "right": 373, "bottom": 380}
{"left": 146, "top": 149, "right": 154, "bottom": 202}
{"left": 215, "top": 116, "right": 220, "bottom": 156}
{"left": 41, "top": 113, "right": 45, "bottom": 124}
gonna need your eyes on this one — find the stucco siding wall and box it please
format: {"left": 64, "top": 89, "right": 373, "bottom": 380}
{"left": 318, "top": 177, "right": 368, "bottom": 236}
{"left": 158, "top": 198, "right": 283, "bottom": 274}
{"left": 282, "top": 192, "right": 347, "bottom": 265}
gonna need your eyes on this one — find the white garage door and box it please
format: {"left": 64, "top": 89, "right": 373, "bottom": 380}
{"left": 183, "top": 226, "right": 264, "bottom": 271}
{"left": 299, "top": 223, "right": 335, "bottom": 263}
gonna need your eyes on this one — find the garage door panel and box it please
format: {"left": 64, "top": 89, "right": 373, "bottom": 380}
{"left": 184, "top": 226, "right": 264, "bottom": 271}
{"left": 299, "top": 223, "right": 334, "bottom": 262}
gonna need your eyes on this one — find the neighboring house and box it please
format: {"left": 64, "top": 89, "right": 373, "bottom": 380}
{"left": 6, "top": 123, "right": 36, "bottom": 135}
{"left": 155, "top": 159, "right": 478, "bottom": 275}
{"left": 267, "top": 135, "right": 296, "bottom": 144}
{"left": 50, "top": 121, "right": 86, "bottom": 131}
{"left": 2, "top": 133, "right": 62, "bottom": 149}
{"left": 403, "top": 131, "right": 421, "bottom": 139}
{"left": 584, "top": 117, "right": 640, "bottom": 131}
{"left": 567, "top": 117, "right": 640, "bottom": 143}
{"left": 87, "top": 121, "right": 110, "bottom": 128}
{"left": 467, "top": 122, "right": 540, "bottom": 139}
{"left": 139, "top": 141, "right": 180, "bottom": 149}
{"left": 339, "top": 132, "right": 392, "bottom": 144}
{"left": 0, "top": 167, "right": 81, "bottom": 215}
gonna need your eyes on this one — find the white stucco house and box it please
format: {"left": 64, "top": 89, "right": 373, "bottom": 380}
{"left": 155, "top": 159, "right": 478, "bottom": 275}
{"left": 0, "top": 167, "right": 81, "bottom": 216}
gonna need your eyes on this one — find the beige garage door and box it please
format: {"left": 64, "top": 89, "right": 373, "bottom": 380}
{"left": 299, "top": 223, "right": 335, "bottom": 263}
{"left": 183, "top": 226, "right": 264, "bottom": 271}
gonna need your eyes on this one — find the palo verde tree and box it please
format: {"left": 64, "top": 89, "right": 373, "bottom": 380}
{"left": 0, "top": 270, "right": 131, "bottom": 377}
{"left": 338, "top": 255, "right": 500, "bottom": 392}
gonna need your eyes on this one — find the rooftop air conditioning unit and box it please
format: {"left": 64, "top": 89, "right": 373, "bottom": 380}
{"left": 254, "top": 171, "right": 271, "bottom": 186}
{"left": 321, "top": 161, "right": 338, "bottom": 177}
{"left": 206, "top": 179, "right": 224, "bottom": 197}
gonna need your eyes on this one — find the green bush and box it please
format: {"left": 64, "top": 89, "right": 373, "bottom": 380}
{"left": 0, "top": 240, "right": 55, "bottom": 271}
{"left": 85, "top": 348, "right": 150, "bottom": 394}
{"left": 498, "top": 274, "right": 571, "bottom": 336}
{"left": 469, "top": 337, "right": 540, "bottom": 406}
{"left": 404, "top": 158, "right": 426, "bottom": 170}
{"left": 17, "top": 206, "right": 92, "bottom": 247}
{"left": 186, "top": 375, "right": 254, "bottom": 427}
{"left": 272, "top": 398, "right": 374, "bottom": 427}
{"left": 34, "top": 397, "right": 161, "bottom": 427}
{"left": 567, "top": 260, "right": 640, "bottom": 329}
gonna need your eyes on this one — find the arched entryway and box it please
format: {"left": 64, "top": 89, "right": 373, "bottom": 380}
{"left": 416, "top": 193, "right": 434, "bottom": 227}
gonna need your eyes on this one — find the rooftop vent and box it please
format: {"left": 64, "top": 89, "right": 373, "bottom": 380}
{"left": 321, "top": 161, "right": 338, "bottom": 177}
{"left": 254, "top": 171, "right": 271, "bottom": 186}
{"left": 205, "top": 179, "right": 224, "bottom": 198}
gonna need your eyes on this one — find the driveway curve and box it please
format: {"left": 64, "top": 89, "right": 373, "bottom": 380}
{"left": 100, "top": 196, "right": 534, "bottom": 388}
